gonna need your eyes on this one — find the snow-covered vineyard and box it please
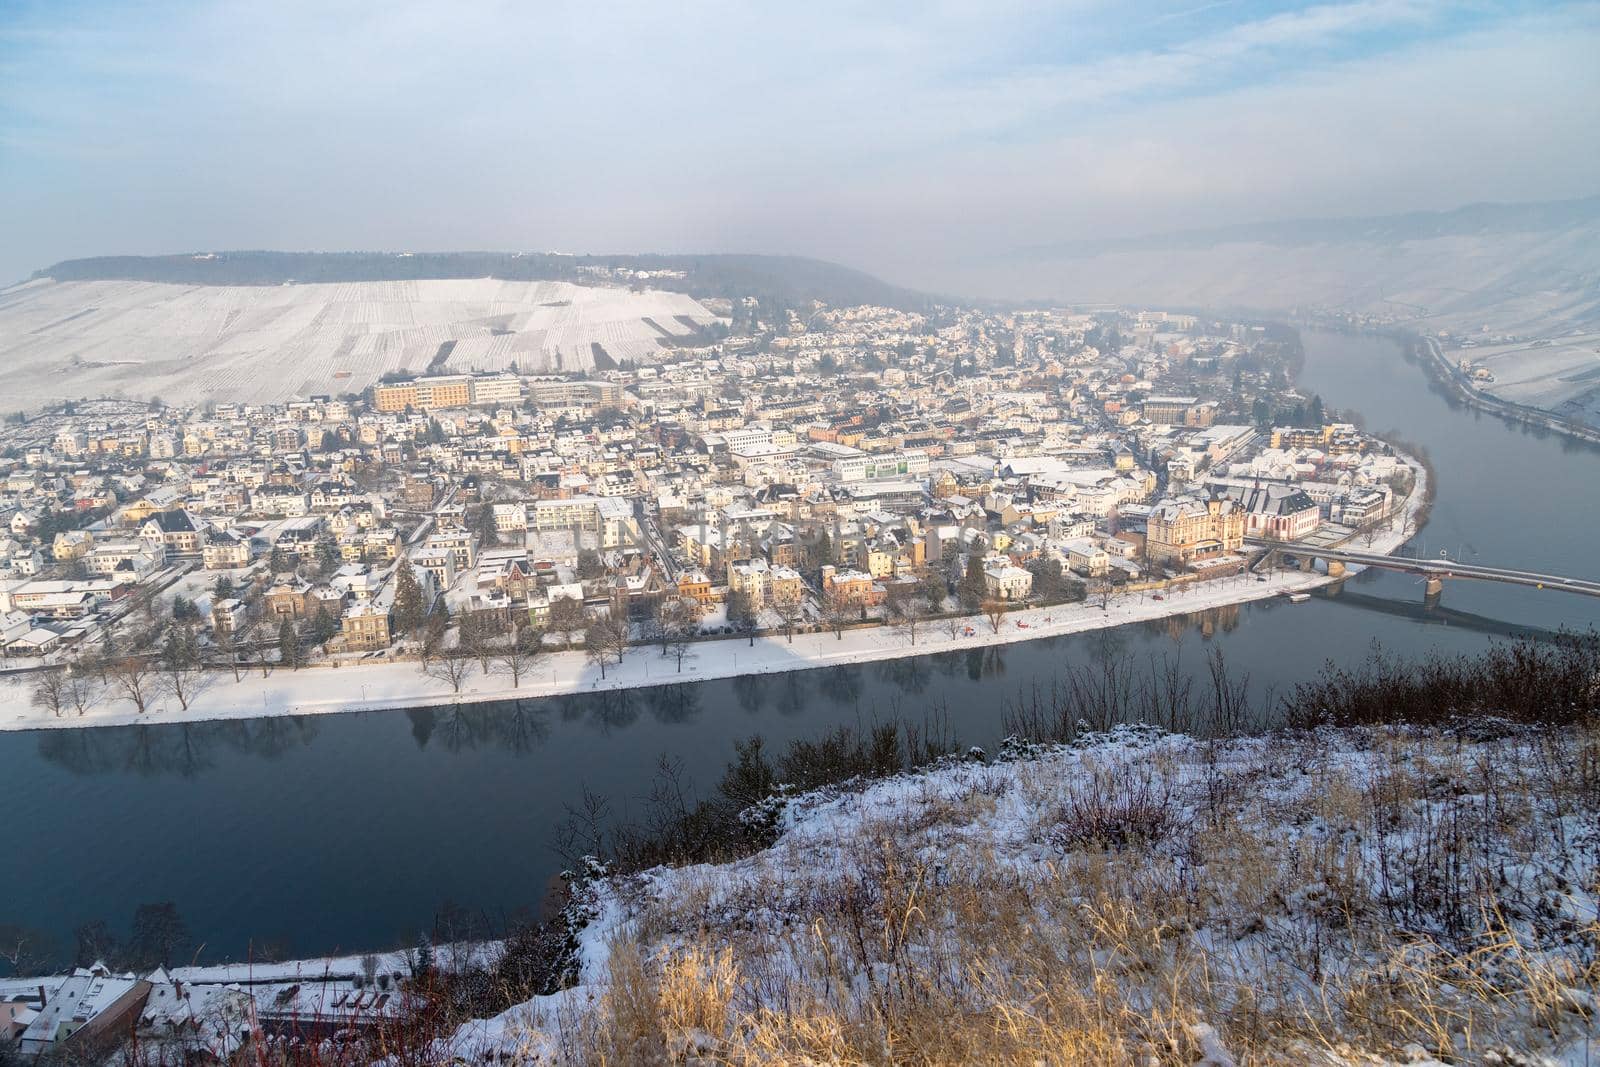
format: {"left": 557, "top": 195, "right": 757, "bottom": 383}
{"left": 456, "top": 723, "right": 1598, "bottom": 1065}
{"left": 0, "top": 278, "right": 723, "bottom": 412}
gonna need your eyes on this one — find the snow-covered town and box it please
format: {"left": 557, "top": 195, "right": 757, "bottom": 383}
{"left": 0, "top": 300, "right": 1424, "bottom": 729}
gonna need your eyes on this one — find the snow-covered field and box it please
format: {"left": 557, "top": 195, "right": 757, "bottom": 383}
{"left": 455, "top": 722, "right": 1599, "bottom": 1063}
{"left": 0, "top": 278, "right": 723, "bottom": 411}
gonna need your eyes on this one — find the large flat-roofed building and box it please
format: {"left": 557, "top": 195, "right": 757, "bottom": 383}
{"left": 526, "top": 378, "right": 624, "bottom": 407}
{"left": 373, "top": 374, "right": 474, "bottom": 412}
{"left": 1143, "top": 396, "right": 1216, "bottom": 427}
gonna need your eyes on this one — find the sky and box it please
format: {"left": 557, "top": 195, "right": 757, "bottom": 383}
{"left": 2, "top": 0, "right": 1598, "bottom": 291}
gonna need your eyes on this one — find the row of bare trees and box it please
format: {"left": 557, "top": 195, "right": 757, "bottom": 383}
{"left": 30, "top": 626, "right": 220, "bottom": 717}
{"left": 419, "top": 609, "right": 550, "bottom": 693}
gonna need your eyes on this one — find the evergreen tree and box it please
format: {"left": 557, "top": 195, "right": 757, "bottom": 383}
{"left": 959, "top": 553, "right": 988, "bottom": 612}
{"left": 393, "top": 561, "right": 425, "bottom": 634}
{"left": 814, "top": 529, "right": 834, "bottom": 569}
{"left": 309, "top": 605, "right": 338, "bottom": 645}
{"left": 278, "top": 618, "right": 302, "bottom": 669}
{"left": 412, "top": 934, "right": 434, "bottom": 982}
{"left": 316, "top": 535, "right": 340, "bottom": 575}
{"left": 127, "top": 902, "right": 190, "bottom": 971}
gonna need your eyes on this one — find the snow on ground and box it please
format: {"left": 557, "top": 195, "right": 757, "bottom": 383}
{"left": 445, "top": 720, "right": 1600, "bottom": 1063}
{"left": 0, "top": 279, "right": 724, "bottom": 412}
{"left": 0, "top": 460, "right": 1428, "bottom": 733}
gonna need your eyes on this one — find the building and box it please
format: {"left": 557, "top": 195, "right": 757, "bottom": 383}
{"left": 1216, "top": 483, "right": 1321, "bottom": 541}
{"left": 212, "top": 597, "right": 248, "bottom": 635}
{"left": 726, "top": 558, "right": 771, "bottom": 609}
{"left": 202, "top": 529, "right": 252, "bottom": 570}
{"left": 265, "top": 579, "right": 312, "bottom": 618}
{"left": 140, "top": 510, "right": 205, "bottom": 555}
{"left": 769, "top": 565, "right": 804, "bottom": 605}
{"left": 342, "top": 601, "right": 393, "bottom": 650}
{"left": 468, "top": 374, "right": 524, "bottom": 406}
{"left": 1143, "top": 396, "right": 1215, "bottom": 427}
{"left": 821, "top": 565, "right": 885, "bottom": 608}
{"left": 372, "top": 374, "right": 474, "bottom": 413}
{"left": 831, "top": 449, "right": 931, "bottom": 482}
{"left": 17, "top": 972, "right": 152, "bottom": 1058}
{"left": 676, "top": 570, "right": 715, "bottom": 611}
{"left": 983, "top": 562, "right": 1034, "bottom": 601}
{"left": 1146, "top": 495, "right": 1246, "bottom": 566}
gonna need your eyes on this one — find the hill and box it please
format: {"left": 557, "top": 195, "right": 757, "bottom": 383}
{"left": 0, "top": 277, "right": 729, "bottom": 411}
{"left": 942, "top": 196, "right": 1600, "bottom": 426}
{"left": 29, "top": 250, "right": 934, "bottom": 315}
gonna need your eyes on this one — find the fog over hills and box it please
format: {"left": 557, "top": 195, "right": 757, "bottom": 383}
{"left": 926, "top": 196, "right": 1600, "bottom": 425}
{"left": 4, "top": 197, "right": 1598, "bottom": 421}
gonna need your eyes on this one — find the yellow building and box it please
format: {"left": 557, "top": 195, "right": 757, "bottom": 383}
{"left": 373, "top": 375, "right": 475, "bottom": 413}
{"left": 1146, "top": 496, "right": 1245, "bottom": 567}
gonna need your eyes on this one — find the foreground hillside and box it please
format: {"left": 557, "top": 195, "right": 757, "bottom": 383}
{"left": 0, "top": 277, "right": 722, "bottom": 411}
{"left": 452, "top": 720, "right": 1598, "bottom": 1065}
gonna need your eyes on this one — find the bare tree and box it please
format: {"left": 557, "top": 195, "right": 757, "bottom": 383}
{"left": 664, "top": 630, "right": 694, "bottom": 672}
{"left": 584, "top": 623, "right": 614, "bottom": 679}
{"left": 31, "top": 670, "right": 68, "bottom": 717}
{"left": 654, "top": 597, "right": 697, "bottom": 670}
{"left": 160, "top": 626, "right": 215, "bottom": 711}
{"left": 889, "top": 597, "right": 927, "bottom": 645}
{"left": 106, "top": 655, "right": 162, "bottom": 714}
{"left": 725, "top": 587, "right": 757, "bottom": 645}
{"left": 494, "top": 625, "right": 543, "bottom": 688}
{"left": 772, "top": 596, "right": 805, "bottom": 644}
{"left": 1091, "top": 577, "right": 1115, "bottom": 611}
{"left": 65, "top": 664, "right": 102, "bottom": 716}
{"left": 458, "top": 609, "right": 504, "bottom": 672}
{"left": 982, "top": 598, "right": 1008, "bottom": 635}
{"left": 213, "top": 628, "right": 244, "bottom": 682}
{"left": 423, "top": 648, "right": 476, "bottom": 694}
{"left": 944, "top": 611, "right": 967, "bottom": 641}
{"left": 240, "top": 623, "right": 273, "bottom": 678}
{"left": 821, "top": 588, "right": 853, "bottom": 641}
{"left": 548, "top": 596, "right": 587, "bottom": 649}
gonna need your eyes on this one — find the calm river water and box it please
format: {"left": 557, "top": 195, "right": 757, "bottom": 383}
{"left": 4, "top": 330, "right": 1599, "bottom": 967}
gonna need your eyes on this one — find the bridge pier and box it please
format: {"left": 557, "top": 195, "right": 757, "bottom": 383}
{"left": 1424, "top": 576, "right": 1443, "bottom": 598}
{"left": 1326, "top": 559, "right": 1347, "bottom": 578}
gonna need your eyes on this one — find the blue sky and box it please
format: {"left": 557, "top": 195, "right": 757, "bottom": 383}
{"left": 2, "top": 0, "right": 1597, "bottom": 288}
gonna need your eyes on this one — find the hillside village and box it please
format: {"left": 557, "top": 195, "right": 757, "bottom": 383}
{"left": 0, "top": 298, "right": 1417, "bottom": 716}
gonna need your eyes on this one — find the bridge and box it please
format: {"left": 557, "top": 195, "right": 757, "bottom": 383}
{"left": 1247, "top": 538, "right": 1600, "bottom": 600}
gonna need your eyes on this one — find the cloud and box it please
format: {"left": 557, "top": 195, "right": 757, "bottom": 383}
{"left": 0, "top": 0, "right": 1595, "bottom": 289}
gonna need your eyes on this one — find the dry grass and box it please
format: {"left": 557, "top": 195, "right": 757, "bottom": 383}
{"left": 480, "top": 722, "right": 1600, "bottom": 1065}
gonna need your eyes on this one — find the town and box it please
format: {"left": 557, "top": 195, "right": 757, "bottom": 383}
{"left": 0, "top": 298, "right": 1419, "bottom": 724}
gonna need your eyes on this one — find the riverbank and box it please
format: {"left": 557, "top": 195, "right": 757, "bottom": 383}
{"left": 0, "top": 458, "right": 1428, "bottom": 734}
{"left": 1404, "top": 331, "right": 1600, "bottom": 447}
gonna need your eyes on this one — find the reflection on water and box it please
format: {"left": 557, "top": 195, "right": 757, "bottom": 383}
{"left": 37, "top": 716, "right": 325, "bottom": 778}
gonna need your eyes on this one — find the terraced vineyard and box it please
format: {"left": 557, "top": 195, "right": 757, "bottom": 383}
{"left": 0, "top": 277, "right": 724, "bottom": 410}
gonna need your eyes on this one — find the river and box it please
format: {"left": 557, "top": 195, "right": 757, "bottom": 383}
{"left": 4, "top": 330, "right": 1599, "bottom": 968}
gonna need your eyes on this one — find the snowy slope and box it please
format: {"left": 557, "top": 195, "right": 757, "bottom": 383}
{"left": 449, "top": 723, "right": 1600, "bottom": 1064}
{"left": 0, "top": 278, "right": 723, "bottom": 411}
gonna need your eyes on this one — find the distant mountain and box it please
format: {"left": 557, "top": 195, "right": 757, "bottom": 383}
{"left": 1019, "top": 196, "right": 1600, "bottom": 259}
{"left": 945, "top": 195, "right": 1600, "bottom": 429}
{"left": 33, "top": 250, "right": 936, "bottom": 314}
